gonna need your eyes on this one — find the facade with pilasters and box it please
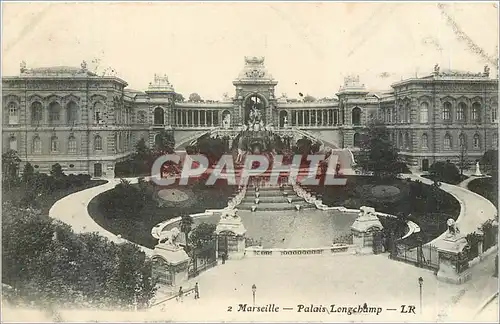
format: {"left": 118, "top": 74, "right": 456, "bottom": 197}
{"left": 2, "top": 57, "right": 498, "bottom": 176}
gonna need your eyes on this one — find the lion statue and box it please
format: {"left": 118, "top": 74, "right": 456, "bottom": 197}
{"left": 158, "top": 227, "right": 181, "bottom": 246}
{"left": 446, "top": 218, "right": 460, "bottom": 237}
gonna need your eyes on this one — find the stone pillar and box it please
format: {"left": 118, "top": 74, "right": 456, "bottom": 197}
{"left": 436, "top": 236, "right": 471, "bottom": 284}
{"left": 435, "top": 221, "right": 471, "bottom": 284}
{"left": 215, "top": 209, "right": 247, "bottom": 260}
{"left": 152, "top": 242, "right": 190, "bottom": 287}
{"left": 350, "top": 206, "right": 384, "bottom": 255}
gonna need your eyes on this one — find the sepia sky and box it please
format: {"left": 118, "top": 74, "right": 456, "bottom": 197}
{"left": 1, "top": 1, "right": 498, "bottom": 100}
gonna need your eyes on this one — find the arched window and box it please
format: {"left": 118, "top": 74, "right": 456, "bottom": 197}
{"left": 94, "top": 135, "right": 103, "bottom": 151}
{"left": 473, "top": 134, "right": 481, "bottom": 149}
{"left": 67, "top": 101, "right": 78, "bottom": 124}
{"left": 48, "top": 102, "right": 61, "bottom": 124}
{"left": 154, "top": 133, "right": 162, "bottom": 147}
{"left": 9, "top": 136, "right": 17, "bottom": 151}
{"left": 419, "top": 102, "right": 429, "bottom": 123}
{"left": 404, "top": 105, "right": 410, "bottom": 123}
{"left": 472, "top": 102, "right": 481, "bottom": 122}
{"left": 31, "top": 102, "right": 43, "bottom": 124}
{"left": 457, "top": 102, "right": 467, "bottom": 121}
{"left": 442, "top": 102, "right": 452, "bottom": 121}
{"left": 154, "top": 107, "right": 164, "bottom": 125}
{"left": 50, "top": 136, "right": 59, "bottom": 152}
{"left": 404, "top": 132, "right": 410, "bottom": 149}
{"left": 398, "top": 132, "right": 403, "bottom": 148}
{"left": 492, "top": 105, "right": 498, "bottom": 123}
{"left": 421, "top": 134, "right": 428, "bottom": 149}
{"left": 387, "top": 109, "right": 392, "bottom": 123}
{"left": 444, "top": 134, "right": 452, "bottom": 150}
{"left": 353, "top": 132, "right": 362, "bottom": 147}
{"left": 351, "top": 107, "right": 361, "bottom": 125}
{"left": 493, "top": 133, "right": 498, "bottom": 148}
{"left": 137, "top": 111, "right": 146, "bottom": 124}
{"left": 459, "top": 133, "right": 466, "bottom": 149}
{"left": 33, "top": 136, "right": 42, "bottom": 154}
{"left": 68, "top": 136, "right": 77, "bottom": 153}
{"left": 94, "top": 102, "right": 104, "bottom": 124}
{"left": 7, "top": 102, "right": 19, "bottom": 125}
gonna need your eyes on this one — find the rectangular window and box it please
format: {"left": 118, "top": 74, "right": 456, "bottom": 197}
{"left": 68, "top": 139, "right": 77, "bottom": 153}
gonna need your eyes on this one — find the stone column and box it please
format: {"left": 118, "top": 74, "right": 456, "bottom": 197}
{"left": 350, "top": 206, "right": 384, "bottom": 255}
{"left": 152, "top": 243, "right": 190, "bottom": 287}
{"left": 215, "top": 210, "right": 247, "bottom": 260}
{"left": 435, "top": 231, "right": 471, "bottom": 284}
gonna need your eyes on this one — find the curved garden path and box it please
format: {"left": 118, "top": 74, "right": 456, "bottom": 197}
{"left": 46, "top": 173, "right": 497, "bottom": 321}
{"left": 404, "top": 174, "right": 497, "bottom": 240}
{"left": 48, "top": 177, "right": 154, "bottom": 255}
{"left": 48, "top": 174, "right": 497, "bottom": 257}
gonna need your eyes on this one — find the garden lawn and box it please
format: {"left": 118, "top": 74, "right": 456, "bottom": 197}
{"left": 305, "top": 175, "right": 460, "bottom": 243}
{"left": 88, "top": 181, "right": 237, "bottom": 249}
{"left": 3, "top": 180, "right": 107, "bottom": 215}
{"left": 467, "top": 176, "right": 498, "bottom": 208}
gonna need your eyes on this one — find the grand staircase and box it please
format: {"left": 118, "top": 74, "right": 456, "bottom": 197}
{"left": 236, "top": 183, "right": 316, "bottom": 211}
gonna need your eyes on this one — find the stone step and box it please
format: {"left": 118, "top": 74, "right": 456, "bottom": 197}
{"left": 242, "top": 196, "right": 303, "bottom": 203}
{"left": 237, "top": 201, "right": 316, "bottom": 211}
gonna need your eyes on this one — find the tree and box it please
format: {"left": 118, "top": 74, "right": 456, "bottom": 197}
{"left": 456, "top": 142, "right": 470, "bottom": 176}
{"left": 22, "top": 162, "right": 35, "bottom": 183}
{"left": 2, "top": 149, "right": 21, "bottom": 188}
{"left": 180, "top": 214, "right": 194, "bottom": 249}
{"left": 189, "top": 223, "right": 216, "bottom": 249}
{"left": 429, "top": 161, "right": 461, "bottom": 184}
{"left": 2, "top": 202, "right": 157, "bottom": 309}
{"left": 154, "top": 130, "right": 175, "bottom": 155}
{"left": 480, "top": 149, "right": 498, "bottom": 176}
{"left": 303, "top": 95, "right": 316, "bottom": 102}
{"left": 188, "top": 93, "right": 203, "bottom": 102}
{"left": 135, "top": 138, "right": 151, "bottom": 159}
{"left": 50, "top": 163, "right": 65, "bottom": 178}
{"left": 174, "top": 93, "right": 185, "bottom": 102}
{"left": 355, "top": 121, "right": 402, "bottom": 178}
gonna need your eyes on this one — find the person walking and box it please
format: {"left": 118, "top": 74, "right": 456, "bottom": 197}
{"left": 194, "top": 282, "right": 200, "bottom": 299}
{"left": 178, "top": 286, "right": 183, "bottom": 303}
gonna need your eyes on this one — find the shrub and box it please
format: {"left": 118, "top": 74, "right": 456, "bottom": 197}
{"left": 428, "top": 161, "right": 462, "bottom": 184}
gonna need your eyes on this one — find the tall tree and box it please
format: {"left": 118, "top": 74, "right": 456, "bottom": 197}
{"left": 50, "top": 163, "right": 65, "bottom": 179}
{"left": 154, "top": 130, "right": 175, "bottom": 155}
{"left": 480, "top": 149, "right": 498, "bottom": 176}
{"left": 2, "top": 149, "right": 21, "bottom": 188}
{"left": 355, "top": 121, "right": 401, "bottom": 178}
{"left": 179, "top": 214, "right": 194, "bottom": 249}
{"left": 303, "top": 95, "right": 316, "bottom": 102}
{"left": 188, "top": 93, "right": 203, "bottom": 102}
{"left": 456, "top": 140, "right": 469, "bottom": 176}
{"left": 174, "top": 93, "right": 185, "bottom": 102}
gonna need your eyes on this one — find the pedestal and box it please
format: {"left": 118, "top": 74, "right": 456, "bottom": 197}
{"left": 152, "top": 243, "right": 190, "bottom": 287}
{"left": 350, "top": 207, "right": 383, "bottom": 255}
{"left": 216, "top": 216, "right": 247, "bottom": 260}
{"left": 436, "top": 234, "right": 471, "bottom": 284}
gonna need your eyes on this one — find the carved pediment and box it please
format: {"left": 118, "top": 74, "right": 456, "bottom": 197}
{"left": 45, "top": 94, "right": 63, "bottom": 104}
{"left": 471, "top": 96, "right": 483, "bottom": 105}
{"left": 440, "top": 96, "right": 455, "bottom": 103}
{"left": 64, "top": 94, "right": 81, "bottom": 103}
{"left": 27, "top": 94, "right": 44, "bottom": 103}
{"left": 417, "top": 95, "right": 432, "bottom": 104}
{"left": 3, "top": 94, "right": 21, "bottom": 104}
{"left": 455, "top": 96, "right": 470, "bottom": 105}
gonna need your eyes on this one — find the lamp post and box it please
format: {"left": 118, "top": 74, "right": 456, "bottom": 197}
{"left": 418, "top": 277, "right": 423, "bottom": 315}
{"left": 252, "top": 284, "right": 257, "bottom": 306}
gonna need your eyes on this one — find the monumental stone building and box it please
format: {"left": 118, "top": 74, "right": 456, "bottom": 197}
{"left": 2, "top": 57, "right": 498, "bottom": 177}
